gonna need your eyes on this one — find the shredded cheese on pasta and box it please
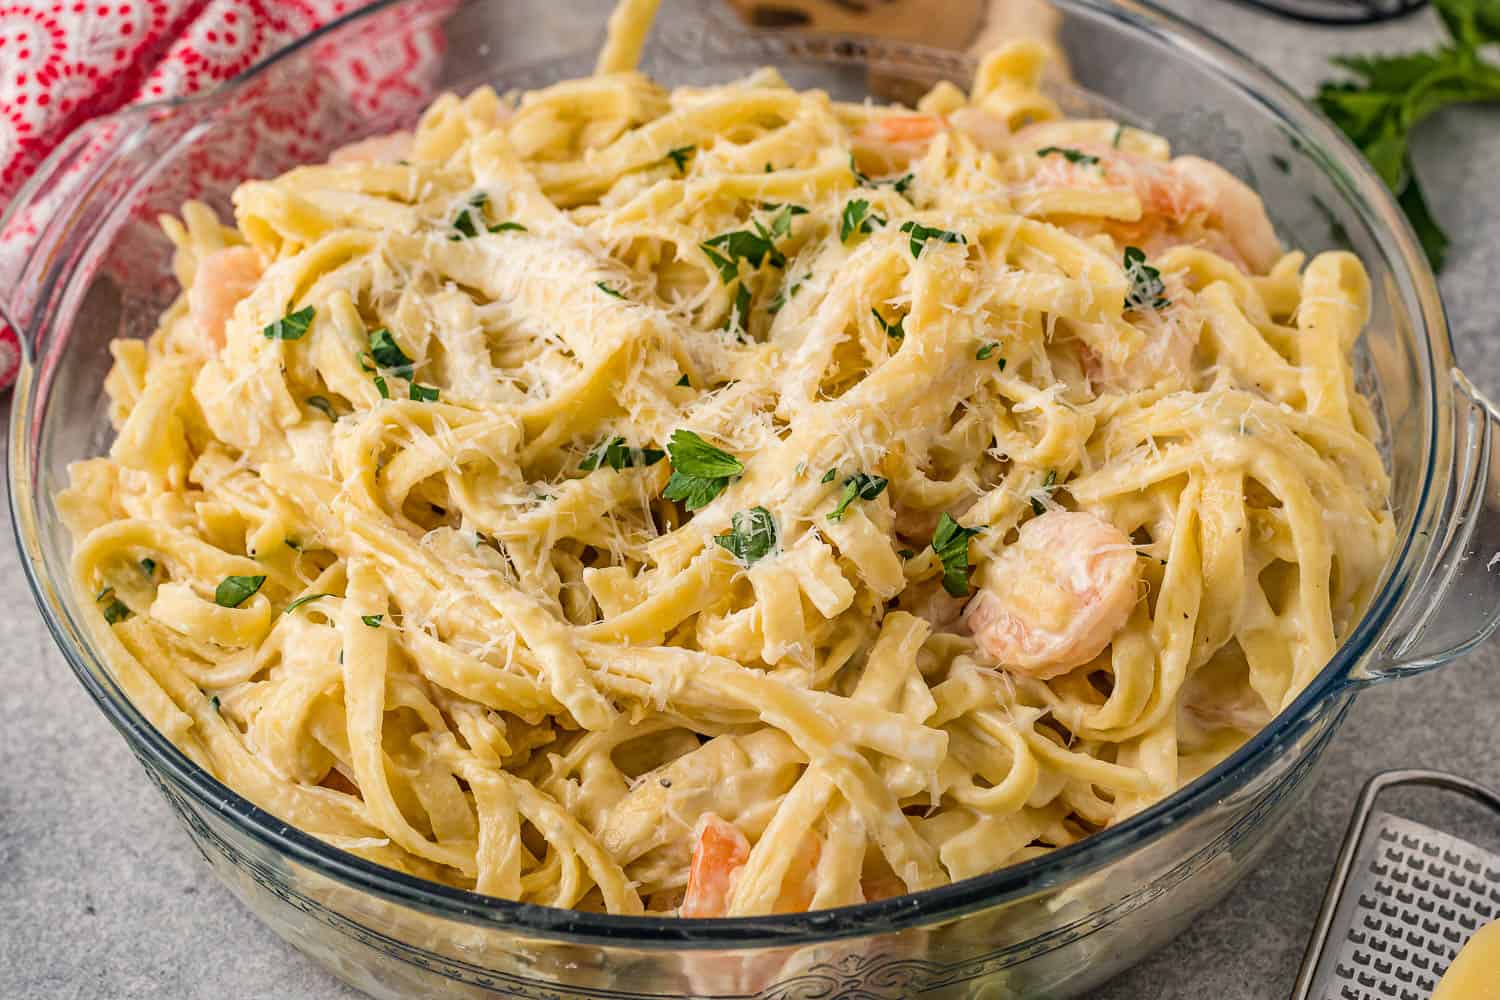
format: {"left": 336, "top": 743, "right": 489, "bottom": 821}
{"left": 59, "top": 3, "right": 1393, "bottom": 917}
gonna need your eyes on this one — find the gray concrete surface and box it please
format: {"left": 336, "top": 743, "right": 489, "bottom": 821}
{"left": 2, "top": 2, "right": 1498, "bottom": 998}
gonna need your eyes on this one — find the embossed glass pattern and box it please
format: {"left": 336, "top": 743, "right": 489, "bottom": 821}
{"left": 8, "top": 1, "right": 1500, "bottom": 997}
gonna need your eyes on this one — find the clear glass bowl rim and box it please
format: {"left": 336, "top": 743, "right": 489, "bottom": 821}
{"left": 6, "top": 0, "right": 1448, "bottom": 949}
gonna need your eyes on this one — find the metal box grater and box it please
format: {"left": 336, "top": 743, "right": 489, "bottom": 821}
{"left": 1294, "top": 770, "right": 1500, "bottom": 1000}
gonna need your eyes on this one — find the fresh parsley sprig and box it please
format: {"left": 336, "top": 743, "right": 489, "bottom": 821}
{"left": 715, "top": 506, "right": 778, "bottom": 565}
{"left": 1316, "top": 0, "right": 1500, "bottom": 270}
{"left": 931, "top": 513, "right": 982, "bottom": 598}
{"left": 663, "top": 430, "right": 744, "bottom": 510}
{"left": 1122, "top": 246, "right": 1169, "bottom": 311}
{"left": 828, "top": 472, "right": 888, "bottom": 521}
{"left": 580, "top": 436, "right": 666, "bottom": 472}
{"left": 840, "top": 198, "right": 885, "bottom": 244}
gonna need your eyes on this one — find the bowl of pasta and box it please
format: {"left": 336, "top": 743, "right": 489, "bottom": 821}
{"left": 8, "top": 0, "right": 1500, "bottom": 996}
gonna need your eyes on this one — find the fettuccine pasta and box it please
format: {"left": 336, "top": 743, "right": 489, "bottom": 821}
{"left": 59, "top": 2, "right": 1393, "bottom": 917}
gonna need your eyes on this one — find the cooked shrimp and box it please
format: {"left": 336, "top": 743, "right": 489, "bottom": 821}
{"left": 963, "top": 510, "right": 1138, "bottom": 678}
{"left": 1015, "top": 137, "right": 1281, "bottom": 273}
{"left": 852, "top": 113, "right": 941, "bottom": 175}
{"left": 188, "top": 246, "right": 262, "bottom": 353}
{"left": 681, "top": 813, "right": 750, "bottom": 918}
{"left": 328, "top": 129, "right": 414, "bottom": 165}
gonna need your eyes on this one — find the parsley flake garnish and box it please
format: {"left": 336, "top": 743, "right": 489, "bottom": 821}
{"left": 899, "top": 221, "right": 966, "bottom": 259}
{"left": 828, "top": 472, "right": 888, "bottom": 521}
{"left": 492, "top": 221, "right": 528, "bottom": 233}
{"left": 723, "top": 282, "right": 752, "bottom": 337}
{"left": 449, "top": 192, "right": 506, "bottom": 239}
{"left": 976, "top": 342, "right": 998, "bottom": 360}
{"left": 769, "top": 275, "right": 803, "bottom": 315}
{"left": 871, "top": 307, "right": 905, "bottom": 341}
{"left": 1037, "top": 146, "right": 1099, "bottom": 166}
{"left": 97, "top": 587, "right": 131, "bottom": 624}
{"left": 932, "top": 513, "right": 982, "bottom": 597}
{"left": 368, "top": 328, "right": 414, "bottom": 376}
{"left": 595, "top": 281, "right": 625, "bottom": 299}
{"left": 714, "top": 506, "right": 778, "bottom": 566}
{"left": 701, "top": 204, "right": 802, "bottom": 282}
{"left": 840, "top": 198, "right": 885, "bottom": 243}
{"left": 663, "top": 430, "right": 743, "bottom": 510}
{"left": 409, "top": 383, "right": 440, "bottom": 402}
{"left": 374, "top": 375, "right": 390, "bottom": 399}
{"left": 209, "top": 695, "right": 221, "bottom": 713}
{"left": 676, "top": 374, "right": 691, "bottom": 387}
{"left": 850, "top": 154, "right": 914, "bottom": 198}
{"left": 1031, "top": 469, "right": 1058, "bottom": 516}
{"left": 215, "top": 575, "right": 266, "bottom": 608}
{"left": 666, "top": 145, "right": 695, "bottom": 172}
{"left": 284, "top": 593, "right": 332, "bottom": 615}
{"left": 140, "top": 558, "right": 157, "bottom": 576}
{"left": 262, "top": 306, "right": 315, "bottom": 341}
{"left": 1123, "top": 246, "right": 1169, "bottom": 311}
{"left": 361, "top": 615, "right": 383, "bottom": 628}
{"left": 306, "top": 395, "right": 337, "bottom": 421}
{"left": 820, "top": 468, "right": 837, "bottom": 484}
{"left": 580, "top": 436, "right": 666, "bottom": 472}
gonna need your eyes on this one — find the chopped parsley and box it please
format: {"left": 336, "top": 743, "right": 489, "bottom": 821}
{"left": 839, "top": 198, "right": 884, "bottom": 243}
{"left": 214, "top": 575, "right": 266, "bottom": 609}
{"left": 723, "top": 282, "right": 752, "bottom": 337}
{"left": 368, "top": 328, "right": 414, "bottom": 376}
{"left": 579, "top": 436, "right": 666, "bottom": 472}
{"left": 676, "top": 374, "right": 691, "bottom": 387}
{"left": 262, "top": 306, "right": 315, "bottom": 341}
{"left": 97, "top": 587, "right": 131, "bottom": 624}
{"left": 209, "top": 695, "right": 221, "bottom": 713}
{"left": 1037, "top": 146, "right": 1099, "bottom": 166}
{"left": 663, "top": 430, "right": 744, "bottom": 510}
{"left": 374, "top": 375, "right": 390, "bottom": 399}
{"left": 714, "top": 506, "right": 778, "bottom": 565}
{"left": 820, "top": 468, "right": 837, "bottom": 484}
{"left": 666, "top": 145, "right": 695, "bottom": 172}
{"left": 997, "top": 357, "right": 1008, "bottom": 372}
{"left": 769, "top": 275, "right": 803, "bottom": 315}
{"left": 284, "top": 538, "right": 302, "bottom": 552}
{"left": 899, "top": 221, "right": 966, "bottom": 259}
{"left": 1031, "top": 469, "right": 1058, "bottom": 516}
{"left": 305, "top": 395, "right": 337, "bottom": 421}
{"left": 931, "top": 513, "right": 982, "bottom": 597}
{"left": 701, "top": 204, "right": 803, "bottom": 282}
{"left": 850, "top": 154, "right": 914, "bottom": 197}
{"left": 361, "top": 615, "right": 383, "bottom": 628}
{"left": 1123, "top": 246, "right": 1169, "bottom": 311}
{"left": 284, "top": 593, "right": 332, "bottom": 615}
{"left": 828, "top": 472, "right": 888, "bottom": 521}
{"left": 449, "top": 192, "right": 503, "bottom": 239}
{"left": 595, "top": 281, "right": 625, "bottom": 299}
{"left": 871, "top": 307, "right": 904, "bottom": 342}
{"left": 140, "top": 558, "right": 157, "bottom": 576}
{"left": 409, "top": 383, "right": 440, "bottom": 402}
{"left": 492, "top": 221, "right": 528, "bottom": 233}
{"left": 976, "top": 342, "right": 998, "bottom": 360}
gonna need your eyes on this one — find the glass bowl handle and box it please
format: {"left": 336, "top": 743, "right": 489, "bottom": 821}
{"left": 1361, "top": 368, "right": 1500, "bottom": 681}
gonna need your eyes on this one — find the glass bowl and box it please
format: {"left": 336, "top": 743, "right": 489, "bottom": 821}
{"left": 7, "top": 0, "right": 1500, "bottom": 996}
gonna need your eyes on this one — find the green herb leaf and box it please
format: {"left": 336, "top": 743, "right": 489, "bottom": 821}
{"left": 1123, "top": 246, "right": 1169, "bottom": 311}
{"left": 899, "top": 221, "right": 966, "bottom": 259}
{"left": 374, "top": 375, "right": 390, "bottom": 399}
{"left": 368, "top": 328, "right": 414, "bottom": 375}
{"left": 1036, "top": 146, "right": 1099, "bottom": 166}
{"left": 215, "top": 575, "right": 266, "bottom": 608}
{"left": 839, "top": 198, "right": 885, "bottom": 244}
{"left": 714, "top": 506, "right": 778, "bottom": 565}
{"left": 723, "top": 282, "right": 752, "bottom": 337}
{"left": 1030, "top": 469, "right": 1058, "bottom": 516}
{"left": 595, "top": 281, "right": 625, "bottom": 299}
{"left": 284, "top": 538, "right": 303, "bottom": 552}
{"left": 769, "top": 275, "right": 803, "bottom": 315}
{"left": 306, "top": 395, "right": 337, "bottom": 421}
{"left": 262, "top": 305, "right": 315, "bottom": 341}
{"left": 997, "top": 356, "right": 1007, "bottom": 372}
{"left": 666, "top": 145, "right": 695, "bottom": 172}
{"left": 96, "top": 587, "right": 132, "bottom": 624}
{"left": 409, "top": 383, "right": 440, "bottom": 402}
{"left": 931, "top": 513, "right": 982, "bottom": 598}
{"left": 580, "top": 436, "right": 666, "bottom": 472}
{"left": 976, "top": 342, "right": 998, "bottom": 360}
{"left": 140, "top": 558, "right": 157, "bottom": 576}
{"left": 676, "top": 374, "right": 691, "bottom": 387}
{"left": 765, "top": 203, "right": 807, "bottom": 240}
{"left": 1111, "top": 125, "right": 1126, "bottom": 149}
{"left": 828, "top": 472, "right": 889, "bottom": 521}
{"left": 871, "top": 307, "right": 904, "bottom": 342}
{"left": 820, "top": 467, "right": 837, "bottom": 484}
{"left": 492, "top": 221, "right": 528, "bottom": 233}
{"left": 450, "top": 192, "right": 493, "bottom": 239}
{"left": 361, "top": 615, "right": 383, "bottom": 628}
{"left": 663, "top": 430, "right": 744, "bottom": 510}
{"left": 284, "top": 593, "right": 332, "bottom": 615}
{"left": 851, "top": 154, "right": 915, "bottom": 198}
{"left": 702, "top": 226, "right": 782, "bottom": 282}
{"left": 209, "top": 695, "right": 221, "bottom": 713}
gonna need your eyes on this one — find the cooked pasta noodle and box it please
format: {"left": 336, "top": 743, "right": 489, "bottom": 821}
{"left": 59, "top": 1, "right": 1393, "bottom": 917}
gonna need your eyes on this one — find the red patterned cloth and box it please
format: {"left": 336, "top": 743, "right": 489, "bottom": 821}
{"left": 0, "top": 0, "right": 438, "bottom": 389}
